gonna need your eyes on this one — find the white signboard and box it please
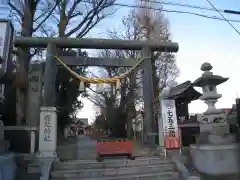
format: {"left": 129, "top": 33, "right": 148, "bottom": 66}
{"left": 39, "top": 107, "right": 57, "bottom": 156}
{"left": 0, "top": 20, "right": 13, "bottom": 99}
{"left": 161, "top": 99, "right": 181, "bottom": 149}
{"left": 0, "top": 21, "right": 7, "bottom": 68}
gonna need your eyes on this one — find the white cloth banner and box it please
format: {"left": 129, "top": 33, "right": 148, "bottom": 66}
{"left": 0, "top": 21, "right": 7, "bottom": 66}
{"left": 161, "top": 99, "right": 181, "bottom": 149}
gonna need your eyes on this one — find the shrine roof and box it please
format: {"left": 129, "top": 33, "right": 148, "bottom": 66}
{"left": 168, "top": 81, "right": 202, "bottom": 102}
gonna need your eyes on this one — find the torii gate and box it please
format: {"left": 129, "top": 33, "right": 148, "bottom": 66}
{"left": 0, "top": 19, "right": 179, "bottom": 159}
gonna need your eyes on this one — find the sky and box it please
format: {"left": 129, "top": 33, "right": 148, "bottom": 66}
{"left": 77, "top": 0, "right": 240, "bottom": 123}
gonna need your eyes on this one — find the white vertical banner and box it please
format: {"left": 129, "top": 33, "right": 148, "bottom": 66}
{"left": 0, "top": 20, "right": 13, "bottom": 70}
{"left": 0, "top": 22, "right": 6, "bottom": 99}
{"left": 161, "top": 99, "right": 181, "bottom": 149}
{"left": 0, "top": 22, "right": 7, "bottom": 62}
{"left": 38, "top": 107, "right": 57, "bottom": 157}
{"left": 0, "top": 20, "right": 14, "bottom": 99}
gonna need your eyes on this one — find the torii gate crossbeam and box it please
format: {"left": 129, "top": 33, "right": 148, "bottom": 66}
{"left": 14, "top": 36, "right": 179, "bottom": 52}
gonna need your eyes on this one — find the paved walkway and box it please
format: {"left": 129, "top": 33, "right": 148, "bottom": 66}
{"left": 133, "top": 141, "right": 160, "bottom": 157}
{"left": 57, "top": 135, "right": 97, "bottom": 161}
{"left": 76, "top": 135, "right": 98, "bottom": 160}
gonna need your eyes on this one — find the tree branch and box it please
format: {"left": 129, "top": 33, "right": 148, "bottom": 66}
{"left": 33, "top": 0, "right": 59, "bottom": 32}
{"left": 9, "top": 1, "right": 23, "bottom": 16}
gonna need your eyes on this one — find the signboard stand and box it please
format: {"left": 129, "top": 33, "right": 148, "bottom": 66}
{"left": 37, "top": 107, "right": 58, "bottom": 161}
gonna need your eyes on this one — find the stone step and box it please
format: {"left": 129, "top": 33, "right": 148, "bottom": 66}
{"left": 51, "top": 171, "right": 177, "bottom": 180}
{"left": 51, "top": 164, "right": 175, "bottom": 179}
{"left": 58, "top": 153, "right": 97, "bottom": 161}
{"left": 76, "top": 155, "right": 97, "bottom": 160}
{"left": 57, "top": 147, "right": 97, "bottom": 161}
{"left": 77, "top": 150, "right": 97, "bottom": 154}
{"left": 77, "top": 144, "right": 96, "bottom": 147}
{"left": 53, "top": 157, "right": 172, "bottom": 171}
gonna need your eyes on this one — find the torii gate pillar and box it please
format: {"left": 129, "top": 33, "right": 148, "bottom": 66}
{"left": 142, "top": 47, "right": 156, "bottom": 145}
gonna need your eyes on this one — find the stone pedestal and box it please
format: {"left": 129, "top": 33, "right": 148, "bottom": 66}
{"left": 192, "top": 123, "right": 238, "bottom": 180}
{"left": 37, "top": 107, "right": 57, "bottom": 159}
{"left": 190, "top": 143, "right": 239, "bottom": 179}
{"left": 157, "top": 111, "right": 164, "bottom": 152}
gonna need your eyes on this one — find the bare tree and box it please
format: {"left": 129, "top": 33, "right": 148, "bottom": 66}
{"left": 90, "top": 1, "right": 179, "bottom": 137}
{"left": 87, "top": 13, "right": 140, "bottom": 137}
{"left": 135, "top": 0, "right": 179, "bottom": 100}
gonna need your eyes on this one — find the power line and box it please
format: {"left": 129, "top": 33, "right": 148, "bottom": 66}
{"left": 143, "top": 0, "right": 225, "bottom": 13}
{"left": 81, "top": 0, "right": 240, "bottom": 23}
{"left": 107, "top": 1, "right": 240, "bottom": 23}
{"left": 205, "top": 0, "right": 240, "bottom": 35}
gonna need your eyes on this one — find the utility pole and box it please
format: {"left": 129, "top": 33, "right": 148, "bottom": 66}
{"left": 224, "top": 9, "right": 240, "bottom": 15}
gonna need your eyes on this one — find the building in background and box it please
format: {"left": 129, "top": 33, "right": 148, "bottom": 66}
{"left": 74, "top": 118, "right": 89, "bottom": 128}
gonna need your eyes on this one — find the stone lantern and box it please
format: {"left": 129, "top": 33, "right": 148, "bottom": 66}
{"left": 193, "top": 62, "right": 228, "bottom": 123}
{"left": 189, "top": 62, "right": 239, "bottom": 180}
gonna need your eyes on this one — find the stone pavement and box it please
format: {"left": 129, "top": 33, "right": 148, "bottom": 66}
{"left": 133, "top": 141, "right": 160, "bottom": 157}
{"left": 57, "top": 135, "right": 97, "bottom": 161}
